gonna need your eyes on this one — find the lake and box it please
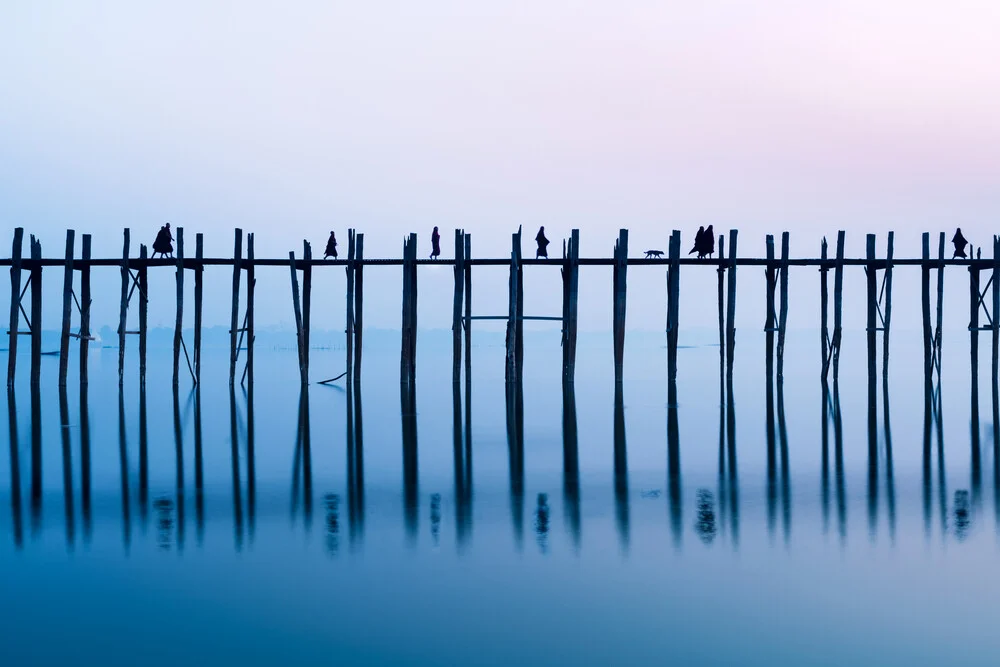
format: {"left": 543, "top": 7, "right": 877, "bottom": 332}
{"left": 2, "top": 327, "right": 999, "bottom": 665}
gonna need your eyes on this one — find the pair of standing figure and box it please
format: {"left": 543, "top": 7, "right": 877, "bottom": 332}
{"left": 688, "top": 225, "right": 715, "bottom": 259}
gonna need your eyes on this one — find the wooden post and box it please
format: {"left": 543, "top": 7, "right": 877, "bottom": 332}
{"left": 866, "top": 234, "right": 877, "bottom": 443}
{"left": 820, "top": 237, "right": 829, "bottom": 382}
{"left": 118, "top": 229, "right": 130, "bottom": 386}
{"left": 354, "top": 233, "right": 364, "bottom": 385}
{"left": 717, "top": 235, "right": 726, "bottom": 402}
{"left": 346, "top": 229, "right": 356, "bottom": 384}
{"left": 29, "top": 236, "right": 42, "bottom": 388}
{"left": 666, "top": 230, "right": 680, "bottom": 398}
{"left": 194, "top": 233, "right": 204, "bottom": 385}
{"left": 229, "top": 229, "right": 243, "bottom": 386}
{"left": 173, "top": 228, "right": 184, "bottom": 386}
{"left": 79, "top": 234, "right": 92, "bottom": 386}
{"left": 289, "top": 251, "right": 306, "bottom": 385}
{"left": 245, "top": 233, "right": 255, "bottom": 386}
{"left": 59, "top": 230, "right": 76, "bottom": 387}
{"left": 301, "top": 240, "right": 313, "bottom": 384}
{"left": 613, "top": 229, "right": 629, "bottom": 384}
{"left": 138, "top": 245, "right": 148, "bottom": 386}
{"left": 992, "top": 235, "right": 1000, "bottom": 442}
{"left": 452, "top": 229, "right": 465, "bottom": 384}
{"left": 401, "top": 234, "right": 417, "bottom": 387}
{"left": 505, "top": 232, "right": 519, "bottom": 384}
{"left": 7, "top": 228, "right": 23, "bottom": 388}
{"left": 831, "top": 231, "right": 846, "bottom": 385}
{"left": 400, "top": 236, "right": 410, "bottom": 385}
{"left": 970, "top": 251, "right": 981, "bottom": 436}
{"left": 935, "top": 232, "right": 946, "bottom": 388}
{"left": 776, "top": 232, "right": 790, "bottom": 382}
{"left": 514, "top": 227, "right": 524, "bottom": 380}
{"left": 922, "top": 232, "right": 933, "bottom": 407}
{"left": 464, "top": 233, "right": 472, "bottom": 386}
{"left": 765, "top": 235, "right": 776, "bottom": 388}
{"left": 562, "top": 230, "right": 580, "bottom": 383}
{"left": 725, "top": 230, "right": 739, "bottom": 385}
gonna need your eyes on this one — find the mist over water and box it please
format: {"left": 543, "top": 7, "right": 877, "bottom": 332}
{"left": 2, "top": 329, "right": 1000, "bottom": 665}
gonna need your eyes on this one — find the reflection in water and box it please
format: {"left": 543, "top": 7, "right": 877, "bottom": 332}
{"left": 139, "top": 385, "right": 149, "bottom": 531}
{"left": 401, "top": 383, "right": 418, "bottom": 545}
{"left": 347, "top": 382, "right": 365, "bottom": 550}
{"left": 613, "top": 384, "right": 630, "bottom": 553}
{"left": 324, "top": 493, "right": 340, "bottom": 556}
{"left": 7, "top": 388, "right": 23, "bottom": 548}
{"left": 666, "top": 380, "right": 681, "bottom": 549}
{"left": 452, "top": 382, "right": 471, "bottom": 549}
{"left": 171, "top": 386, "right": 186, "bottom": 552}
{"left": 30, "top": 387, "right": 41, "bottom": 537}
{"left": 721, "top": 378, "right": 740, "bottom": 547}
{"left": 821, "top": 382, "right": 846, "bottom": 544}
{"left": 59, "top": 389, "right": 75, "bottom": 550}
{"left": 535, "top": 493, "right": 550, "bottom": 554}
{"left": 194, "top": 387, "right": 205, "bottom": 546}
{"left": 246, "top": 384, "right": 256, "bottom": 544}
{"left": 505, "top": 381, "right": 524, "bottom": 550}
{"left": 562, "top": 382, "right": 581, "bottom": 551}
{"left": 695, "top": 490, "right": 717, "bottom": 544}
{"left": 154, "top": 497, "right": 174, "bottom": 551}
{"left": 80, "top": 386, "right": 92, "bottom": 545}
{"left": 231, "top": 388, "right": 244, "bottom": 551}
{"left": 767, "top": 375, "right": 791, "bottom": 545}
{"left": 430, "top": 493, "right": 442, "bottom": 546}
{"left": 954, "top": 490, "right": 970, "bottom": 541}
{"left": 118, "top": 388, "right": 131, "bottom": 550}
{"left": 883, "top": 385, "right": 897, "bottom": 543}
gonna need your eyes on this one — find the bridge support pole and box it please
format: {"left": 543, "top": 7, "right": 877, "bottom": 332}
{"left": 173, "top": 228, "right": 184, "bottom": 387}
{"left": 452, "top": 229, "right": 465, "bottom": 385}
{"left": 922, "top": 232, "right": 933, "bottom": 411}
{"left": 354, "top": 233, "right": 364, "bottom": 385}
{"left": 7, "top": 228, "right": 24, "bottom": 388}
{"left": 80, "top": 234, "right": 92, "bottom": 386}
{"left": 229, "top": 229, "right": 243, "bottom": 386}
{"left": 725, "top": 230, "right": 739, "bottom": 387}
{"left": 117, "top": 229, "right": 130, "bottom": 386}
{"left": 194, "top": 233, "right": 204, "bottom": 385}
{"left": 29, "top": 236, "right": 42, "bottom": 389}
{"left": 777, "top": 232, "right": 790, "bottom": 383}
{"left": 865, "top": 234, "right": 877, "bottom": 446}
{"left": 666, "top": 230, "right": 680, "bottom": 403}
{"left": 561, "top": 230, "right": 579, "bottom": 383}
{"left": 138, "top": 245, "right": 148, "bottom": 386}
{"left": 346, "top": 230, "right": 356, "bottom": 384}
{"left": 59, "top": 230, "right": 75, "bottom": 388}
{"left": 831, "top": 231, "right": 845, "bottom": 388}
{"left": 612, "top": 229, "right": 628, "bottom": 384}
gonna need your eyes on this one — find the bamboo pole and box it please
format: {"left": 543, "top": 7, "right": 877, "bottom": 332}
{"left": 346, "top": 229, "right": 356, "bottom": 384}
{"left": 118, "top": 229, "right": 130, "bottom": 386}
{"left": 866, "top": 234, "right": 877, "bottom": 444}
{"left": 246, "top": 232, "right": 255, "bottom": 386}
{"left": 354, "top": 233, "right": 364, "bottom": 385}
{"left": 58, "top": 230, "right": 76, "bottom": 387}
{"left": 194, "top": 233, "right": 204, "bottom": 385}
{"left": 138, "top": 245, "right": 148, "bottom": 386}
{"left": 173, "top": 228, "right": 184, "bottom": 386}
{"left": 831, "top": 231, "right": 846, "bottom": 385}
{"left": 7, "top": 228, "right": 23, "bottom": 388}
{"left": 776, "top": 232, "right": 790, "bottom": 382}
{"left": 452, "top": 229, "right": 464, "bottom": 384}
{"left": 289, "top": 250, "right": 306, "bottom": 385}
{"left": 229, "top": 228, "right": 243, "bottom": 386}
{"left": 725, "top": 230, "right": 739, "bottom": 385}
{"left": 79, "top": 234, "right": 92, "bottom": 386}
{"left": 29, "top": 236, "right": 42, "bottom": 389}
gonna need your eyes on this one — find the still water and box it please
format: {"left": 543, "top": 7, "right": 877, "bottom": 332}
{"left": 2, "top": 329, "right": 1000, "bottom": 665}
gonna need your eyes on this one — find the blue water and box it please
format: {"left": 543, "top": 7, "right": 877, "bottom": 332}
{"left": 2, "top": 329, "right": 999, "bottom": 665}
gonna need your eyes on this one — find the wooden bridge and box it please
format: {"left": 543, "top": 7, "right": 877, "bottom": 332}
{"left": 4, "top": 226, "right": 999, "bottom": 433}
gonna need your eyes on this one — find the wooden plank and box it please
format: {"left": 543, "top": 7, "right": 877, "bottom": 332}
{"left": 58, "top": 230, "right": 76, "bottom": 387}
{"left": 289, "top": 250, "right": 306, "bottom": 384}
{"left": 79, "top": 234, "right": 92, "bottom": 386}
{"left": 118, "top": 229, "right": 130, "bottom": 386}
{"left": 725, "top": 230, "right": 739, "bottom": 384}
{"left": 7, "top": 228, "right": 23, "bottom": 387}
{"left": 346, "top": 229, "right": 356, "bottom": 385}
{"left": 29, "top": 236, "right": 42, "bottom": 388}
{"left": 194, "top": 233, "right": 204, "bottom": 384}
{"left": 138, "top": 245, "right": 148, "bottom": 386}
{"left": 776, "top": 232, "right": 790, "bottom": 382}
{"left": 831, "top": 231, "right": 845, "bottom": 385}
{"left": 301, "top": 240, "right": 313, "bottom": 384}
{"left": 229, "top": 229, "right": 243, "bottom": 385}
{"left": 173, "top": 228, "right": 184, "bottom": 386}
{"left": 354, "top": 233, "right": 364, "bottom": 385}
{"left": 452, "top": 229, "right": 464, "bottom": 384}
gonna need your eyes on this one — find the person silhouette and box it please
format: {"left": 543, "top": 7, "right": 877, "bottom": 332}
{"left": 430, "top": 226, "right": 441, "bottom": 259}
{"left": 953, "top": 228, "right": 969, "bottom": 259}
{"left": 689, "top": 226, "right": 705, "bottom": 257}
{"left": 152, "top": 223, "right": 174, "bottom": 258}
{"left": 536, "top": 226, "right": 550, "bottom": 259}
{"left": 699, "top": 225, "right": 716, "bottom": 259}
{"left": 323, "top": 231, "right": 338, "bottom": 260}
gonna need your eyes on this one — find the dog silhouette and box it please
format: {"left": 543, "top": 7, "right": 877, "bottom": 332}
{"left": 644, "top": 250, "right": 664, "bottom": 258}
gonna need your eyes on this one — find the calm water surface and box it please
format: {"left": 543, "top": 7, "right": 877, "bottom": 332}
{"left": 2, "top": 329, "right": 999, "bottom": 665}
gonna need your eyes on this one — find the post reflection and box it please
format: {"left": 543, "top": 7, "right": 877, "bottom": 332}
{"left": 172, "top": 386, "right": 186, "bottom": 552}
{"left": 666, "top": 381, "right": 681, "bottom": 549}
{"left": 230, "top": 387, "right": 244, "bottom": 551}
{"left": 347, "top": 382, "right": 365, "bottom": 550}
{"left": 452, "top": 382, "right": 471, "bottom": 550}
{"left": 562, "top": 382, "right": 581, "bottom": 551}
{"left": 7, "top": 388, "right": 23, "bottom": 548}
{"left": 194, "top": 387, "right": 205, "bottom": 546}
{"left": 30, "top": 387, "right": 41, "bottom": 537}
{"left": 766, "top": 373, "right": 792, "bottom": 545}
{"left": 505, "top": 381, "right": 525, "bottom": 550}
{"left": 139, "top": 384, "right": 149, "bottom": 531}
{"left": 80, "top": 385, "right": 92, "bottom": 545}
{"left": 821, "top": 382, "right": 846, "bottom": 544}
{"left": 614, "top": 383, "right": 630, "bottom": 553}
{"left": 246, "top": 384, "right": 256, "bottom": 544}
{"left": 401, "top": 383, "right": 419, "bottom": 545}
{"left": 721, "top": 375, "right": 740, "bottom": 546}
{"left": 59, "top": 388, "right": 75, "bottom": 550}
{"left": 117, "top": 387, "right": 131, "bottom": 551}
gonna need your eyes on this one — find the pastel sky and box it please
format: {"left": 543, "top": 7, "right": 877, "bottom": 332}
{"left": 2, "top": 1, "right": 1000, "bottom": 333}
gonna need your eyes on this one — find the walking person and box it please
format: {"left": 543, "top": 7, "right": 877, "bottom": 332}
{"left": 323, "top": 231, "right": 338, "bottom": 260}
{"left": 535, "top": 226, "right": 550, "bottom": 259}
{"left": 953, "top": 228, "right": 969, "bottom": 259}
{"left": 430, "top": 226, "right": 441, "bottom": 259}
{"left": 152, "top": 223, "right": 174, "bottom": 258}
